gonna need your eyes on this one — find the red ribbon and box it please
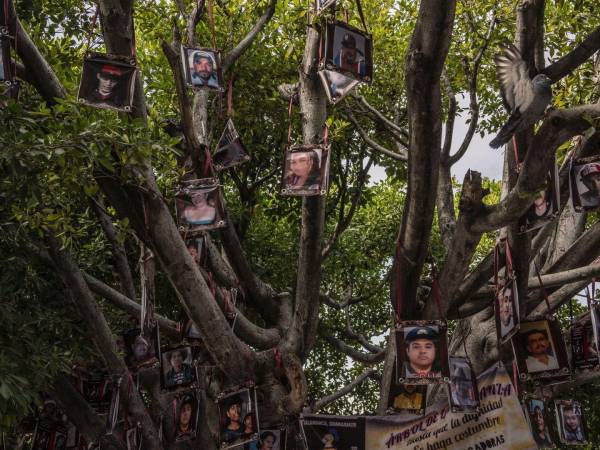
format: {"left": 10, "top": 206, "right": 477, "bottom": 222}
{"left": 273, "top": 348, "right": 282, "bottom": 369}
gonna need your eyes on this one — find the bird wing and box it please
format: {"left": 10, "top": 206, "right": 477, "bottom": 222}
{"left": 494, "top": 44, "right": 530, "bottom": 112}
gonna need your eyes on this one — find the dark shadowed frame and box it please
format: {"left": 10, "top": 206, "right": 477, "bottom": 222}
{"left": 494, "top": 276, "right": 520, "bottom": 345}
{"left": 213, "top": 119, "right": 250, "bottom": 171}
{"left": 522, "top": 396, "right": 557, "bottom": 449}
{"left": 319, "top": 21, "right": 373, "bottom": 83}
{"left": 300, "top": 414, "right": 366, "bottom": 450}
{"left": 123, "top": 325, "right": 160, "bottom": 372}
{"left": 554, "top": 399, "right": 588, "bottom": 446}
{"left": 180, "top": 45, "right": 224, "bottom": 91}
{"left": 77, "top": 52, "right": 137, "bottom": 112}
{"left": 172, "top": 389, "right": 200, "bottom": 442}
{"left": 569, "top": 155, "right": 600, "bottom": 212}
{"left": 512, "top": 317, "right": 570, "bottom": 382}
{"left": 386, "top": 364, "right": 427, "bottom": 415}
{"left": 395, "top": 320, "right": 450, "bottom": 385}
{"left": 280, "top": 145, "right": 330, "bottom": 197}
{"left": 448, "top": 356, "right": 480, "bottom": 413}
{"left": 175, "top": 178, "right": 226, "bottom": 235}
{"left": 216, "top": 384, "right": 260, "bottom": 449}
{"left": 570, "top": 305, "right": 600, "bottom": 372}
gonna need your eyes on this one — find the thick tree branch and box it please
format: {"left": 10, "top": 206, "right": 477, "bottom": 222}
{"left": 324, "top": 335, "right": 385, "bottom": 365}
{"left": 351, "top": 93, "right": 409, "bottom": 142}
{"left": 345, "top": 110, "right": 408, "bottom": 161}
{"left": 313, "top": 368, "right": 377, "bottom": 412}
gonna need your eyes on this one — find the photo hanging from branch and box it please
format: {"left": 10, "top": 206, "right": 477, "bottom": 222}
{"left": 214, "top": 119, "right": 250, "bottom": 171}
{"left": 314, "top": 0, "right": 336, "bottom": 15}
{"left": 448, "top": 356, "right": 479, "bottom": 413}
{"left": 176, "top": 178, "right": 226, "bottom": 234}
{"left": 512, "top": 317, "right": 570, "bottom": 382}
{"left": 320, "top": 21, "right": 373, "bottom": 83}
{"left": 81, "top": 368, "right": 113, "bottom": 415}
{"left": 523, "top": 397, "right": 556, "bottom": 449}
{"left": 570, "top": 305, "right": 600, "bottom": 371}
{"left": 555, "top": 400, "right": 588, "bottom": 445}
{"left": 185, "top": 236, "right": 205, "bottom": 266}
{"left": 171, "top": 390, "right": 200, "bottom": 442}
{"left": 300, "top": 414, "right": 365, "bottom": 450}
{"left": 160, "top": 345, "right": 198, "bottom": 391}
{"left": 180, "top": 45, "right": 223, "bottom": 91}
{"left": 318, "top": 69, "right": 359, "bottom": 104}
{"left": 521, "top": 166, "right": 560, "bottom": 232}
{"left": 386, "top": 373, "right": 427, "bottom": 415}
{"left": 247, "top": 428, "right": 286, "bottom": 450}
{"left": 77, "top": 52, "right": 137, "bottom": 112}
{"left": 32, "top": 422, "right": 67, "bottom": 450}
{"left": 217, "top": 385, "right": 259, "bottom": 449}
{"left": 281, "top": 145, "right": 330, "bottom": 196}
{"left": 123, "top": 326, "right": 160, "bottom": 371}
{"left": 494, "top": 276, "right": 520, "bottom": 345}
{"left": 395, "top": 320, "right": 450, "bottom": 384}
{"left": 570, "top": 156, "right": 600, "bottom": 211}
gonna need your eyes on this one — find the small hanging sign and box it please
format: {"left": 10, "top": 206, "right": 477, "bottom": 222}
{"left": 569, "top": 156, "right": 600, "bottom": 211}
{"left": 318, "top": 69, "right": 359, "bottom": 104}
{"left": 180, "top": 45, "right": 223, "bottom": 91}
{"left": 280, "top": 145, "right": 330, "bottom": 196}
{"left": 176, "top": 178, "right": 226, "bottom": 234}
{"left": 217, "top": 384, "right": 260, "bottom": 449}
{"left": 214, "top": 119, "right": 250, "bottom": 170}
{"left": 77, "top": 52, "right": 137, "bottom": 112}
{"left": 395, "top": 320, "right": 450, "bottom": 384}
{"left": 319, "top": 21, "right": 373, "bottom": 83}
{"left": 448, "top": 356, "right": 479, "bottom": 413}
{"left": 554, "top": 399, "right": 588, "bottom": 445}
{"left": 523, "top": 397, "right": 556, "bottom": 448}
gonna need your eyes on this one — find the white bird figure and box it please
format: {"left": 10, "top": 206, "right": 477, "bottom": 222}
{"left": 490, "top": 44, "right": 552, "bottom": 149}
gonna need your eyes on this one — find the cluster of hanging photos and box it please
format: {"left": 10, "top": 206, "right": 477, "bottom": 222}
{"left": 4, "top": 0, "right": 600, "bottom": 448}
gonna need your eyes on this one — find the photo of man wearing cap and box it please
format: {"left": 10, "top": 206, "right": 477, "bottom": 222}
{"left": 187, "top": 49, "right": 219, "bottom": 89}
{"left": 577, "top": 162, "right": 600, "bottom": 208}
{"left": 78, "top": 55, "right": 136, "bottom": 111}
{"left": 402, "top": 326, "right": 442, "bottom": 379}
{"left": 333, "top": 30, "right": 366, "bottom": 78}
{"left": 92, "top": 64, "right": 125, "bottom": 107}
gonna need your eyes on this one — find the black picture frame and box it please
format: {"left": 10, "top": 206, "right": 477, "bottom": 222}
{"left": 180, "top": 45, "right": 224, "bottom": 91}
{"left": 82, "top": 368, "right": 113, "bottom": 415}
{"left": 176, "top": 178, "right": 226, "bottom": 234}
{"left": 521, "top": 166, "right": 560, "bottom": 232}
{"left": 523, "top": 397, "right": 556, "bottom": 449}
{"left": 300, "top": 414, "right": 365, "bottom": 450}
{"left": 172, "top": 390, "right": 200, "bottom": 442}
{"left": 217, "top": 385, "right": 260, "bottom": 449}
{"left": 160, "top": 345, "right": 198, "bottom": 391}
{"left": 320, "top": 21, "right": 373, "bottom": 83}
{"left": 569, "top": 155, "right": 600, "bottom": 212}
{"left": 386, "top": 367, "right": 427, "bottom": 415}
{"left": 513, "top": 317, "right": 570, "bottom": 381}
{"left": 494, "top": 276, "right": 520, "bottom": 345}
{"left": 570, "top": 306, "right": 600, "bottom": 371}
{"left": 213, "top": 119, "right": 250, "bottom": 171}
{"left": 318, "top": 69, "right": 359, "bottom": 104}
{"left": 280, "top": 145, "right": 330, "bottom": 197}
{"left": 555, "top": 399, "right": 588, "bottom": 445}
{"left": 314, "top": 0, "right": 336, "bottom": 14}
{"left": 448, "top": 356, "right": 479, "bottom": 413}
{"left": 77, "top": 52, "right": 137, "bottom": 112}
{"left": 395, "top": 320, "right": 450, "bottom": 385}
{"left": 123, "top": 326, "right": 160, "bottom": 372}
{"left": 0, "top": 34, "right": 13, "bottom": 85}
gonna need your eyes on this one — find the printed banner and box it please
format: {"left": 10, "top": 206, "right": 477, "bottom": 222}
{"left": 366, "top": 364, "right": 537, "bottom": 450}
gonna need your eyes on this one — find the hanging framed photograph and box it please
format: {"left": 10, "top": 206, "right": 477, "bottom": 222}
{"left": 513, "top": 317, "right": 570, "bottom": 381}
{"left": 82, "top": 369, "right": 113, "bottom": 415}
{"left": 160, "top": 345, "right": 197, "bottom": 390}
{"left": 524, "top": 398, "right": 556, "bottom": 448}
{"left": 217, "top": 385, "right": 259, "bottom": 449}
{"left": 320, "top": 21, "right": 373, "bottom": 83}
{"left": 494, "top": 277, "right": 520, "bottom": 345}
{"left": 570, "top": 156, "right": 600, "bottom": 211}
{"left": 521, "top": 166, "right": 560, "bottom": 232}
{"left": 314, "top": 0, "right": 336, "bottom": 14}
{"left": 387, "top": 381, "right": 427, "bottom": 415}
{"left": 77, "top": 52, "right": 137, "bottom": 112}
{"left": 448, "top": 356, "right": 479, "bottom": 413}
{"left": 395, "top": 320, "right": 450, "bottom": 384}
{"left": 300, "top": 414, "right": 365, "bottom": 450}
{"left": 570, "top": 309, "right": 599, "bottom": 371}
{"left": 176, "top": 178, "right": 226, "bottom": 234}
{"left": 213, "top": 119, "right": 250, "bottom": 171}
{"left": 281, "top": 145, "right": 330, "bottom": 196}
{"left": 185, "top": 236, "right": 204, "bottom": 266}
{"left": 172, "top": 390, "right": 200, "bottom": 442}
{"left": 180, "top": 45, "right": 223, "bottom": 90}
{"left": 123, "top": 326, "right": 160, "bottom": 371}
{"left": 248, "top": 429, "right": 286, "bottom": 450}
{"left": 318, "top": 69, "right": 359, "bottom": 104}
{"left": 555, "top": 400, "right": 588, "bottom": 445}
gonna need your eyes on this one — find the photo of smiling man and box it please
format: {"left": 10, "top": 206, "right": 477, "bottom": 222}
{"left": 181, "top": 46, "right": 222, "bottom": 90}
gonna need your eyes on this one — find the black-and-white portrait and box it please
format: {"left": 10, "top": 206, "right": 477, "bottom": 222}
{"left": 173, "top": 390, "right": 200, "bottom": 441}
{"left": 281, "top": 145, "right": 329, "bottom": 196}
{"left": 494, "top": 278, "right": 519, "bottom": 344}
{"left": 181, "top": 46, "right": 222, "bottom": 90}
{"left": 448, "top": 356, "right": 479, "bottom": 412}
{"left": 176, "top": 179, "right": 226, "bottom": 234}
{"left": 214, "top": 119, "right": 250, "bottom": 170}
{"left": 218, "top": 387, "right": 259, "bottom": 448}
{"left": 123, "top": 327, "right": 159, "bottom": 371}
{"left": 525, "top": 398, "right": 555, "bottom": 448}
{"left": 395, "top": 321, "right": 450, "bottom": 384}
{"left": 571, "top": 157, "right": 600, "bottom": 211}
{"left": 160, "top": 346, "right": 196, "bottom": 390}
{"left": 77, "top": 53, "right": 137, "bottom": 111}
{"left": 524, "top": 167, "right": 559, "bottom": 231}
{"left": 318, "top": 69, "right": 359, "bottom": 104}
{"left": 555, "top": 400, "right": 587, "bottom": 445}
{"left": 321, "top": 21, "right": 373, "bottom": 82}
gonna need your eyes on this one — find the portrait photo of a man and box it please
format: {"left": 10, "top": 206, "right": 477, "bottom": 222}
{"left": 495, "top": 280, "right": 519, "bottom": 343}
{"left": 161, "top": 346, "right": 196, "bottom": 390}
{"left": 182, "top": 46, "right": 222, "bottom": 90}
{"left": 174, "top": 391, "right": 199, "bottom": 441}
{"left": 396, "top": 322, "right": 449, "bottom": 383}
{"left": 571, "top": 160, "right": 600, "bottom": 211}
{"left": 77, "top": 54, "right": 136, "bottom": 111}
{"left": 322, "top": 22, "right": 372, "bottom": 82}
{"left": 519, "top": 322, "right": 559, "bottom": 373}
{"left": 526, "top": 399, "right": 554, "bottom": 448}
{"left": 389, "top": 383, "right": 426, "bottom": 413}
{"left": 218, "top": 387, "right": 258, "bottom": 448}
{"left": 448, "top": 356, "right": 478, "bottom": 411}
{"left": 556, "top": 401, "right": 586, "bottom": 444}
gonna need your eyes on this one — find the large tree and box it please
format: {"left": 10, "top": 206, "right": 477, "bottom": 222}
{"left": 2, "top": 0, "right": 600, "bottom": 448}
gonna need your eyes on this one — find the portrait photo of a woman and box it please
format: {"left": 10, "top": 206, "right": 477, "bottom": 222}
{"left": 176, "top": 180, "right": 225, "bottom": 233}
{"left": 283, "top": 146, "right": 329, "bottom": 196}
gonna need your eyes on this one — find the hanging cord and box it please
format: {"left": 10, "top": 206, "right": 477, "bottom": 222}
{"left": 569, "top": 297, "right": 576, "bottom": 370}
{"left": 354, "top": 0, "right": 368, "bottom": 33}
{"left": 533, "top": 261, "right": 551, "bottom": 314}
{"left": 207, "top": 0, "right": 217, "bottom": 49}
{"left": 84, "top": 5, "right": 100, "bottom": 55}
{"left": 512, "top": 360, "right": 520, "bottom": 397}
{"left": 106, "top": 376, "right": 122, "bottom": 435}
{"left": 504, "top": 239, "right": 514, "bottom": 276}
{"left": 511, "top": 135, "right": 521, "bottom": 173}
